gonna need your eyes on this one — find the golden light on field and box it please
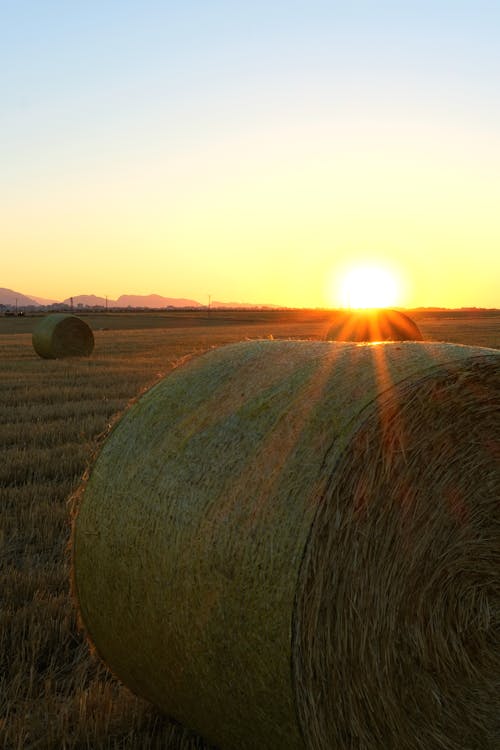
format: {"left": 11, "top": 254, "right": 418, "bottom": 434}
{"left": 338, "top": 264, "right": 401, "bottom": 310}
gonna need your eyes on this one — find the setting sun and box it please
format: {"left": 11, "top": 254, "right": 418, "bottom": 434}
{"left": 338, "top": 265, "right": 401, "bottom": 309}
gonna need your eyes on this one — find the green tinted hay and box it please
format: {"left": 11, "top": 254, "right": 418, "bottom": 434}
{"left": 32, "top": 313, "right": 94, "bottom": 359}
{"left": 325, "top": 308, "right": 422, "bottom": 341}
{"left": 72, "top": 340, "right": 499, "bottom": 750}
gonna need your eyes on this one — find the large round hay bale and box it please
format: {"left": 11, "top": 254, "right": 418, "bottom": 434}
{"left": 325, "top": 308, "right": 422, "bottom": 341}
{"left": 72, "top": 340, "right": 499, "bottom": 750}
{"left": 32, "top": 313, "right": 94, "bottom": 358}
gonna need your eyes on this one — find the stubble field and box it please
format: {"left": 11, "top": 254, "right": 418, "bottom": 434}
{"left": 1, "top": 309, "right": 499, "bottom": 749}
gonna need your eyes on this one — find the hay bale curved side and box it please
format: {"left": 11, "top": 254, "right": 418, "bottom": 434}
{"left": 72, "top": 340, "right": 499, "bottom": 750}
{"left": 325, "top": 308, "right": 422, "bottom": 341}
{"left": 32, "top": 313, "right": 94, "bottom": 359}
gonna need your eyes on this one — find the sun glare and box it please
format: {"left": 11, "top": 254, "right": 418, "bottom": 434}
{"left": 338, "top": 264, "right": 400, "bottom": 309}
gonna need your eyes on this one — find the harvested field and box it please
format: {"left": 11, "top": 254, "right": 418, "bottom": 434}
{"left": 1, "top": 309, "right": 499, "bottom": 749}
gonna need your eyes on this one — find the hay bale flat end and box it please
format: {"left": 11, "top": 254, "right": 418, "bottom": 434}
{"left": 32, "top": 313, "right": 94, "bottom": 359}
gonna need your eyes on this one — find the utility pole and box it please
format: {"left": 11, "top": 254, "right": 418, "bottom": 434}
{"left": 208, "top": 294, "right": 211, "bottom": 319}
{"left": 70, "top": 296, "right": 73, "bottom": 312}
{"left": 106, "top": 295, "right": 108, "bottom": 312}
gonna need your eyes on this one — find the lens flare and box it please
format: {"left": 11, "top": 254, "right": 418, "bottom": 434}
{"left": 339, "top": 265, "right": 400, "bottom": 309}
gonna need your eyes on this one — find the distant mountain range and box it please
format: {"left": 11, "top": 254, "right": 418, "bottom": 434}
{"left": 62, "top": 293, "right": 204, "bottom": 308}
{"left": 2, "top": 287, "right": 496, "bottom": 313}
{"left": 0, "top": 288, "right": 41, "bottom": 307}
{"left": 0, "top": 287, "right": 278, "bottom": 309}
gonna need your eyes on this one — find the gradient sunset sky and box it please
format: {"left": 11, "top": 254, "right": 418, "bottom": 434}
{"left": 2, "top": 1, "right": 499, "bottom": 308}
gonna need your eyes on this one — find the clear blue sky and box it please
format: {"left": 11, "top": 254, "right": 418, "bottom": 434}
{"left": 2, "top": 2, "right": 500, "bottom": 306}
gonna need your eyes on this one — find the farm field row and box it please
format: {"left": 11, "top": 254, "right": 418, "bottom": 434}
{"left": 1, "top": 308, "right": 500, "bottom": 349}
{"left": 1, "top": 312, "right": 498, "bottom": 748}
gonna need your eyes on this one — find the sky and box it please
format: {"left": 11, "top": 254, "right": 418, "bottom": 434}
{"left": 2, "top": 1, "right": 500, "bottom": 308}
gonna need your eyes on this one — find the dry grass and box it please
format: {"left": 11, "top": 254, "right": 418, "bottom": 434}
{"left": 1, "top": 310, "right": 499, "bottom": 749}
{"left": 295, "top": 357, "right": 499, "bottom": 749}
{"left": 71, "top": 339, "right": 499, "bottom": 750}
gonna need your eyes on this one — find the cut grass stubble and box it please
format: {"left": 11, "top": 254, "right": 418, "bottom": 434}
{"left": 1, "top": 313, "right": 499, "bottom": 749}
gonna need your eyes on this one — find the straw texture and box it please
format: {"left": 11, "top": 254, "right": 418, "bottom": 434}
{"left": 32, "top": 313, "right": 94, "bottom": 358}
{"left": 325, "top": 309, "right": 422, "bottom": 341}
{"left": 72, "top": 340, "right": 499, "bottom": 750}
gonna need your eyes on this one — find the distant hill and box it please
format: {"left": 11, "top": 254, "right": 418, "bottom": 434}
{"left": 0, "top": 287, "right": 39, "bottom": 307}
{"left": 60, "top": 293, "right": 204, "bottom": 308}
{"left": 114, "top": 294, "right": 202, "bottom": 308}
{"left": 2, "top": 288, "right": 270, "bottom": 309}
{"left": 62, "top": 294, "right": 108, "bottom": 307}
{"left": 5, "top": 287, "right": 497, "bottom": 312}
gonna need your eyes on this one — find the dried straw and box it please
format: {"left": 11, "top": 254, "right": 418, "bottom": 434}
{"left": 325, "top": 309, "right": 422, "bottom": 341}
{"left": 72, "top": 340, "right": 499, "bottom": 750}
{"left": 32, "top": 313, "right": 94, "bottom": 359}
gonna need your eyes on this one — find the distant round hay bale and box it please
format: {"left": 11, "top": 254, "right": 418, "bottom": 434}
{"left": 32, "top": 313, "right": 94, "bottom": 359}
{"left": 72, "top": 340, "right": 499, "bottom": 750}
{"left": 325, "top": 308, "right": 422, "bottom": 341}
